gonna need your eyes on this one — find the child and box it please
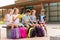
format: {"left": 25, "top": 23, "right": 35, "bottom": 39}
{"left": 38, "top": 9, "right": 47, "bottom": 36}
{"left": 12, "top": 8, "right": 20, "bottom": 29}
{"left": 4, "top": 9, "right": 14, "bottom": 29}
{"left": 22, "top": 9, "right": 31, "bottom": 30}
{"left": 30, "top": 10, "right": 36, "bottom": 24}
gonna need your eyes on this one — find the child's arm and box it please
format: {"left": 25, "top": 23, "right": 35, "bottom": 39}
{"left": 4, "top": 15, "right": 7, "bottom": 22}
{"left": 43, "top": 15, "right": 47, "bottom": 22}
{"left": 12, "top": 16, "right": 14, "bottom": 23}
{"left": 4, "top": 14, "right": 9, "bottom": 22}
{"left": 22, "top": 16, "right": 26, "bottom": 24}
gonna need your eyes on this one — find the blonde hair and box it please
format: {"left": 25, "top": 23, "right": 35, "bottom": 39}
{"left": 13, "top": 8, "right": 19, "bottom": 14}
{"left": 8, "top": 9, "right": 13, "bottom": 13}
{"left": 32, "top": 10, "right": 36, "bottom": 13}
{"left": 41, "top": 9, "right": 45, "bottom": 12}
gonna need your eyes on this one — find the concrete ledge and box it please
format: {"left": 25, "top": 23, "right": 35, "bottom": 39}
{"left": 50, "top": 35, "right": 60, "bottom": 40}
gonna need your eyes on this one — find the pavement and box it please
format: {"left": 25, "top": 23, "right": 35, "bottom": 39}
{"left": 0, "top": 23, "right": 60, "bottom": 40}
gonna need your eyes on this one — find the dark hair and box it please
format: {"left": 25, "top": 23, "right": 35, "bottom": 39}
{"left": 26, "top": 9, "right": 31, "bottom": 13}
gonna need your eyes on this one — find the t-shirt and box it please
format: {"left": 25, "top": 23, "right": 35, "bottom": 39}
{"left": 17, "top": 14, "right": 24, "bottom": 19}
{"left": 13, "top": 14, "right": 20, "bottom": 24}
{"left": 22, "top": 14, "right": 30, "bottom": 24}
{"left": 30, "top": 15, "right": 36, "bottom": 22}
{"left": 5, "top": 14, "right": 13, "bottom": 25}
{"left": 6, "top": 14, "right": 13, "bottom": 23}
{"left": 38, "top": 14, "right": 46, "bottom": 23}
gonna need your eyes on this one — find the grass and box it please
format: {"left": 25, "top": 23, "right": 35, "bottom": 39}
{"left": 0, "top": 21, "right": 5, "bottom": 24}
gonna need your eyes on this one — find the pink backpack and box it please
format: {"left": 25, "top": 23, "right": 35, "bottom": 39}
{"left": 20, "top": 26, "right": 27, "bottom": 38}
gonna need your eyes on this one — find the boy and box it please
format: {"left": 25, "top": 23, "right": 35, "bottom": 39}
{"left": 22, "top": 9, "right": 31, "bottom": 29}
{"left": 38, "top": 9, "right": 47, "bottom": 36}
{"left": 30, "top": 9, "right": 37, "bottom": 28}
{"left": 30, "top": 10, "right": 36, "bottom": 23}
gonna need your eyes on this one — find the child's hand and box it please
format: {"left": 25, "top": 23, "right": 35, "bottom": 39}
{"left": 7, "top": 20, "right": 10, "bottom": 22}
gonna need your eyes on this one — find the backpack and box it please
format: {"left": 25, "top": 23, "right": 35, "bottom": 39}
{"left": 35, "top": 26, "right": 45, "bottom": 37}
{"left": 19, "top": 26, "right": 27, "bottom": 38}
{"left": 12, "top": 28, "right": 20, "bottom": 39}
{"left": 28, "top": 27, "right": 36, "bottom": 38}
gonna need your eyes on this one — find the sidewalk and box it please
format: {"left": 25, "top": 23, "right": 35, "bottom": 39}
{"left": 1, "top": 37, "right": 50, "bottom": 40}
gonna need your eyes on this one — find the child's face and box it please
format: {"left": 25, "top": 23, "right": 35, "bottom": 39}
{"left": 27, "top": 12, "right": 31, "bottom": 15}
{"left": 10, "top": 10, "right": 14, "bottom": 14}
{"left": 32, "top": 10, "right": 36, "bottom": 15}
{"left": 15, "top": 9, "right": 19, "bottom": 14}
{"left": 40, "top": 11, "right": 45, "bottom": 15}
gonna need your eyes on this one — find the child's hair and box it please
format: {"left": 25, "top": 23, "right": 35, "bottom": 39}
{"left": 31, "top": 9, "right": 36, "bottom": 15}
{"left": 13, "top": 8, "right": 19, "bottom": 14}
{"left": 32, "top": 10, "right": 36, "bottom": 12}
{"left": 41, "top": 9, "right": 45, "bottom": 12}
{"left": 7, "top": 9, "right": 13, "bottom": 13}
{"left": 20, "top": 8, "right": 24, "bottom": 14}
{"left": 26, "top": 9, "right": 31, "bottom": 13}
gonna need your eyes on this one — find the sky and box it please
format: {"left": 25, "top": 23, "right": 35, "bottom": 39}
{"left": 0, "top": 0, "right": 15, "bottom": 7}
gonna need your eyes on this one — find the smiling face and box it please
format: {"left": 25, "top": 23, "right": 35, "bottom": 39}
{"left": 40, "top": 9, "right": 45, "bottom": 15}
{"left": 31, "top": 10, "right": 36, "bottom": 15}
{"left": 14, "top": 8, "right": 19, "bottom": 14}
{"left": 10, "top": 9, "right": 14, "bottom": 14}
{"left": 8, "top": 9, "right": 14, "bottom": 14}
{"left": 27, "top": 12, "right": 31, "bottom": 16}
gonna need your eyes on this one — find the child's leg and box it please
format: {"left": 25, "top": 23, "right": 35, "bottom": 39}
{"left": 43, "top": 23, "right": 47, "bottom": 36}
{"left": 11, "top": 24, "right": 15, "bottom": 29}
{"left": 11, "top": 23, "right": 18, "bottom": 30}
{"left": 14, "top": 24, "right": 18, "bottom": 28}
{"left": 40, "top": 23, "right": 43, "bottom": 27}
{"left": 26, "top": 24, "right": 30, "bottom": 31}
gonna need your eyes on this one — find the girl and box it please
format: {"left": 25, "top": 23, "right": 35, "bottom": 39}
{"left": 4, "top": 9, "right": 14, "bottom": 29}
{"left": 12, "top": 8, "right": 20, "bottom": 29}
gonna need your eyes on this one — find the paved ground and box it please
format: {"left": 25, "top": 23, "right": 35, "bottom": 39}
{"left": 0, "top": 23, "right": 60, "bottom": 40}
{"left": 47, "top": 23, "right": 60, "bottom": 36}
{"left": 1, "top": 37, "right": 50, "bottom": 40}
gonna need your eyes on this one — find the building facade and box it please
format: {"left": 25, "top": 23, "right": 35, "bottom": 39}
{"left": 0, "top": 0, "right": 60, "bottom": 22}
{"left": 15, "top": 0, "right": 60, "bottom": 22}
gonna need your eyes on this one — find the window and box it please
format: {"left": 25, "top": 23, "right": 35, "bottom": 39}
{"left": 44, "top": 4, "right": 48, "bottom": 6}
{"left": 44, "top": 2, "right": 60, "bottom": 21}
{"left": 57, "top": 6, "right": 60, "bottom": 10}
{"left": 58, "top": 11, "right": 60, "bottom": 16}
{"left": 50, "top": 17, "right": 57, "bottom": 21}
{"left": 50, "top": 3, "right": 57, "bottom": 6}
{"left": 58, "top": 17, "right": 60, "bottom": 20}
{"left": 50, "top": 6, "right": 57, "bottom": 11}
{"left": 58, "top": 2, "right": 60, "bottom": 6}
{"left": 50, "top": 11, "right": 57, "bottom": 16}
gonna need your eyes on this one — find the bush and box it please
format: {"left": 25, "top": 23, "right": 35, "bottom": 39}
{"left": 0, "top": 21, "right": 5, "bottom": 24}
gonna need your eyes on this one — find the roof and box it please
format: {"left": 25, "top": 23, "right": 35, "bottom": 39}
{"left": 0, "top": 0, "right": 60, "bottom": 9}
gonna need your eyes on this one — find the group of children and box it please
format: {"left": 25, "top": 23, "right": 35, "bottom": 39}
{"left": 4, "top": 8, "right": 47, "bottom": 37}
